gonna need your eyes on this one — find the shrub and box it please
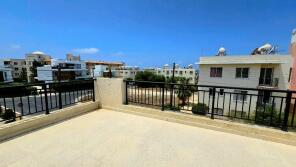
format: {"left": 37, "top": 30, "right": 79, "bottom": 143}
{"left": 164, "top": 104, "right": 181, "bottom": 111}
{"left": 254, "top": 104, "right": 282, "bottom": 127}
{"left": 1, "top": 108, "right": 15, "bottom": 120}
{"left": 192, "top": 103, "right": 209, "bottom": 115}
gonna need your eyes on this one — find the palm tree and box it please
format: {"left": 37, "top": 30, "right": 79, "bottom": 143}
{"left": 175, "top": 78, "right": 192, "bottom": 106}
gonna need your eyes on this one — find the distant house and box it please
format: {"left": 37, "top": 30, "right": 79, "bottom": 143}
{"left": 0, "top": 60, "right": 13, "bottom": 83}
{"left": 36, "top": 59, "right": 89, "bottom": 83}
{"left": 145, "top": 64, "right": 196, "bottom": 84}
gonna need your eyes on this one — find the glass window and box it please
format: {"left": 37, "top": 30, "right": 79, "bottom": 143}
{"left": 236, "top": 68, "right": 249, "bottom": 78}
{"left": 210, "top": 67, "right": 222, "bottom": 77}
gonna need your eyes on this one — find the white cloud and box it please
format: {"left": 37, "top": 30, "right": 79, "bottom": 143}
{"left": 73, "top": 47, "right": 99, "bottom": 54}
{"left": 10, "top": 44, "right": 21, "bottom": 49}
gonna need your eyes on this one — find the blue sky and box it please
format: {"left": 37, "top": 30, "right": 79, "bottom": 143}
{"left": 0, "top": 0, "right": 295, "bottom": 68}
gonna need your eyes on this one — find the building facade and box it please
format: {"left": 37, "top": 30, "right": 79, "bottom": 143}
{"left": 36, "top": 59, "right": 89, "bottom": 82}
{"left": 198, "top": 54, "right": 291, "bottom": 116}
{"left": 85, "top": 61, "right": 124, "bottom": 76}
{"left": 25, "top": 51, "right": 52, "bottom": 82}
{"left": 3, "top": 59, "right": 26, "bottom": 80}
{"left": 145, "top": 64, "right": 196, "bottom": 84}
{"left": 0, "top": 60, "right": 13, "bottom": 83}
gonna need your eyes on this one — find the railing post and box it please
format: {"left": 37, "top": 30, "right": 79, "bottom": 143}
{"left": 125, "top": 81, "right": 128, "bottom": 105}
{"left": 92, "top": 79, "right": 95, "bottom": 102}
{"left": 282, "top": 90, "right": 292, "bottom": 131}
{"left": 44, "top": 84, "right": 50, "bottom": 115}
{"left": 161, "top": 83, "right": 165, "bottom": 111}
{"left": 211, "top": 87, "right": 216, "bottom": 119}
{"left": 58, "top": 66, "right": 63, "bottom": 109}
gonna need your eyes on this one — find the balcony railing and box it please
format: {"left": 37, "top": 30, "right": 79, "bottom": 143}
{"left": 125, "top": 80, "right": 296, "bottom": 131}
{"left": 0, "top": 79, "right": 95, "bottom": 123}
{"left": 258, "top": 77, "right": 279, "bottom": 88}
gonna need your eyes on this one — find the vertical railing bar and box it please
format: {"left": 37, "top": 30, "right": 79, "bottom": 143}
{"left": 248, "top": 95, "right": 252, "bottom": 120}
{"left": 270, "top": 97, "right": 275, "bottom": 126}
{"left": 27, "top": 96, "right": 31, "bottom": 114}
{"left": 228, "top": 93, "right": 232, "bottom": 117}
{"left": 234, "top": 92, "right": 238, "bottom": 118}
{"left": 34, "top": 93, "right": 38, "bottom": 113}
{"left": 222, "top": 92, "right": 225, "bottom": 116}
{"left": 20, "top": 96, "right": 24, "bottom": 117}
{"left": 12, "top": 97, "right": 16, "bottom": 121}
{"left": 40, "top": 89, "right": 44, "bottom": 111}
{"left": 291, "top": 98, "right": 296, "bottom": 127}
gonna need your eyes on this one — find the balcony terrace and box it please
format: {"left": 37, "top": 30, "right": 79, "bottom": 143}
{"left": 1, "top": 78, "right": 296, "bottom": 167}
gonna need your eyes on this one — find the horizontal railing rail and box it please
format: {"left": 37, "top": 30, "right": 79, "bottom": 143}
{"left": 125, "top": 80, "right": 296, "bottom": 131}
{"left": 0, "top": 79, "right": 95, "bottom": 123}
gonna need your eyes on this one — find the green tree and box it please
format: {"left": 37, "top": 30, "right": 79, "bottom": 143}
{"left": 19, "top": 68, "right": 27, "bottom": 82}
{"left": 29, "top": 60, "right": 44, "bottom": 82}
{"left": 175, "top": 78, "right": 192, "bottom": 106}
{"left": 135, "top": 71, "right": 165, "bottom": 82}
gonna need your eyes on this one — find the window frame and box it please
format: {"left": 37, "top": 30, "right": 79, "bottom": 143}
{"left": 210, "top": 67, "right": 223, "bottom": 78}
{"left": 235, "top": 67, "right": 249, "bottom": 79}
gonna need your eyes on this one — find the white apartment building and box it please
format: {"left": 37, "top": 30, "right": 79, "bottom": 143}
{"left": 3, "top": 59, "right": 26, "bottom": 80}
{"left": 0, "top": 60, "right": 13, "bottom": 83}
{"left": 36, "top": 59, "right": 89, "bottom": 83}
{"left": 147, "top": 64, "right": 196, "bottom": 84}
{"left": 198, "top": 54, "right": 291, "bottom": 115}
{"left": 94, "top": 65, "right": 140, "bottom": 79}
{"left": 25, "top": 51, "right": 51, "bottom": 82}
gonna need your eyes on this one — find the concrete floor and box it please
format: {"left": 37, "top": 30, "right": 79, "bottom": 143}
{"left": 1, "top": 109, "right": 296, "bottom": 167}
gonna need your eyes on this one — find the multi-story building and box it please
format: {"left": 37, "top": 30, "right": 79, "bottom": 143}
{"left": 25, "top": 51, "right": 52, "bottom": 82}
{"left": 66, "top": 53, "right": 81, "bottom": 61}
{"left": 93, "top": 65, "right": 140, "bottom": 79}
{"left": 3, "top": 59, "right": 26, "bottom": 80}
{"left": 36, "top": 59, "right": 89, "bottom": 83}
{"left": 0, "top": 60, "right": 13, "bottom": 83}
{"left": 198, "top": 31, "right": 295, "bottom": 116}
{"left": 114, "top": 66, "right": 140, "bottom": 79}
{"left": 146, "top": 64, "right": 196, "bottom": 84}
{"left": 85, "top": 61, "right": 124, "bottom": 76}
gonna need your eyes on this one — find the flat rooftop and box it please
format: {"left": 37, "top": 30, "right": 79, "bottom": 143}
{"left": 199, "top": 54, "right": 291, "bottom": 65}
{"left": 1, "top": 109, "right": 296, "bottom": 167}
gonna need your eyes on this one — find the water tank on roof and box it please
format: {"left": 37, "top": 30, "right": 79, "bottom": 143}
{"left": 217, "top": 47, "right": 226, "bottom": 56}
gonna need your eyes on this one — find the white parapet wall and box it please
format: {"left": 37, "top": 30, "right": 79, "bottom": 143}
{"left": 94, "top": 78, "right": 126, "bottom": 108}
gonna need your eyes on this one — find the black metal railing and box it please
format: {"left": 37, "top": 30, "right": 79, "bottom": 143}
{"left": 125, "top": 80, "right": 296, "bottom": 131}
{"left": 0, "top": 79, "right": 95, "bottom": 123}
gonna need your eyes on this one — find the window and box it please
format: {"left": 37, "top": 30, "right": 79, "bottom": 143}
{"left": 189, "top": 71, "right": 193, "bottom": 75}
{"left": 236, "top": 68, "right": 249, "bottom": 78}
{"left": 166, "top": 71, "right": 169, "bottom": 75}
{"left": 14, "top": 62, "right": 18, "bottom": 65}
{"left": 15, "top": 68, "right": 19, "bottom": 71}
{"left": 234, "top": 90, "right": 247, "bottom": 102}
{"left": 210, "top": 67, "right": 222, "bottom": 77}
{"left": 179, "top": 71, "right": 183, "bottom": 75}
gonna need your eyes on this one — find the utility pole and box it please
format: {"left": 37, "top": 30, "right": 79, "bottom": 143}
{"left": 169, "top": 62, "right": 176, "bottom": 109}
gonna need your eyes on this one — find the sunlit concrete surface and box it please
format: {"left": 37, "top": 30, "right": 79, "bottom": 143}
{"left": 1, "top": 109, "right": 296, "bottom": 167}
